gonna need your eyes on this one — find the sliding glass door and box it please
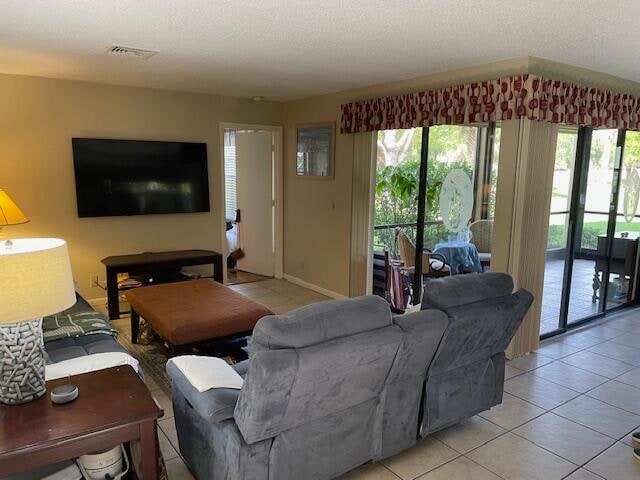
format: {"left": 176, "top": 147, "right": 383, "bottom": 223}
{"left": 541, "top": 127, "right": 640, "bottom": 338}
{"left": 605, "top": 130, "right": 640, "bottom": 311}
{"left": 374, "top": 128, "right": 423, "bottom": 259}
{"left": 373, "top": 123, "right": 500, "bottom": 307}
{"left": 563, "top": 129, "right": 618, "bottom": 324}
{"left": 541, "top": 127, "right": 578, "bottom": 335}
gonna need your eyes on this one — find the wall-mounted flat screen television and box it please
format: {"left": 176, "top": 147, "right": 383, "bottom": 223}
{"left": 72, "top": 138, "right": 210, "bottom": 217}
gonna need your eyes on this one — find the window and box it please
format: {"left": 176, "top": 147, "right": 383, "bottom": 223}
{"left": 373, "top": 123, "right": 501, "bottom": 303}
{"left": 223, "top": 129, "right": 237, "bottom": 222}
{"left": 541, "top": 126, "right": 640, "bottom": 339}
{"left": 374, "top": 128, "right": 423, "bottom": 258}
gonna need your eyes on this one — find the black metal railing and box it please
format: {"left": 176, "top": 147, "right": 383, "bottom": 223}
{"left": 373, "top": 220, "right": 446, "bottom": 259}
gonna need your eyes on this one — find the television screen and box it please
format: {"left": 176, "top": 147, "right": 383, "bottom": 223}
{"left": 72, "top": 138, "right": 210, "bottom": 217}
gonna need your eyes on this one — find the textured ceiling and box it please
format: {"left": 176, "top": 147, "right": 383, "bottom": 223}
{"left": 1, "top": 0, "right": 639, "bottom": 100}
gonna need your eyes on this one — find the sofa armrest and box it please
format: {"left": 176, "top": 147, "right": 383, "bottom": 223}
{"left": 167, "top": 361, "right": 240, "bottom": 423}
{"left": 232, "top": 359, "right": 250, "bottom": 378}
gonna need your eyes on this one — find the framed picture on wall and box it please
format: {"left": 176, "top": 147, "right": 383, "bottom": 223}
{"left": 296, "top": 123, "right": 335, "bottom": 178}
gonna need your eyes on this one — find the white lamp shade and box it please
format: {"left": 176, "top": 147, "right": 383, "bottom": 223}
{"left": 0, "top": 238, "right": 76, "bottom": 324}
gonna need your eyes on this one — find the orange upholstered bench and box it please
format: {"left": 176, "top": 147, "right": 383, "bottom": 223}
{"left": 125, "top": 279, "right": 273, "bottom": 355}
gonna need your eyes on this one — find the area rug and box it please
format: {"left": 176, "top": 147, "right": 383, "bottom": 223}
{"left": 114, "top": 318, "right": 174, "bottom": 394}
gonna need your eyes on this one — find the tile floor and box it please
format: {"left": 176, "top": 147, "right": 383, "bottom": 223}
{"left": 142, "top": 279, "right": 640, "bottom": 480}
{"left": 226, "top": 277, "right": 331, "bottom": 313}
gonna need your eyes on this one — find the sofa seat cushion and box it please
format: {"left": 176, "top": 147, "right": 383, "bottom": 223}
{"left": 45, "top": 333, "right": 128, "bottom": 364}
{"left": 125, "top": 279, "right": 273, "bottom": 346}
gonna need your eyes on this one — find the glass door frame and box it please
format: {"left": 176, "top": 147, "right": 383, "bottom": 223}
{"left": 543, "top": 126, "right": 635, "bottom": 339}
{"left": 410, "top": 123, "right": 499, "bottom": 303}
{"left": 600, "top": 129, "right": 627, "bottom": 311}
{"left": 474, "top": 122, "right": 498, "bottom": 220}
{"left": 412, "top": 126, "right": 430, "bottom": 302}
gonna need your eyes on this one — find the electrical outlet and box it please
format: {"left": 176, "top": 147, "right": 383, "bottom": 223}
{"left": 90, "top": 274, "right": 99, "bottom": 288}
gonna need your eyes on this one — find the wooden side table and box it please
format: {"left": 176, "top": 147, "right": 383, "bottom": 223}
{"left": 0, "top": 366, "right": 163, "bottom": 479}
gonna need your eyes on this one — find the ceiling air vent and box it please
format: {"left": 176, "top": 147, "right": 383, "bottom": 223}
{"left": 107, "top": 45, "right": 158, "bottom": 60}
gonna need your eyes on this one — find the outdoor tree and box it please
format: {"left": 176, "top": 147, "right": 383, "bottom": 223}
{"left": 374, "top": 126, "right": 477, "bottom": 254}
{"left": 376, "top": 129, "right": 419, "bottom": 167}
{"left": 624, "top": 131, "right": 640, "bottom": 166}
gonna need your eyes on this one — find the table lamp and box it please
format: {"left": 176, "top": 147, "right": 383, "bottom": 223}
{"left": 0, "top": 238, "right": 76, "bottom": 404}
{"left": 0, "top": 189, "right": 29, "bottom": 249}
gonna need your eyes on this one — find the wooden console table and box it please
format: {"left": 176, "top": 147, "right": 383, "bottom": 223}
{"left": 0, "top": 366, "right": 163, "bottom": 479}
{"left": 102, "top": 249, "right": 223, "bottom": 319}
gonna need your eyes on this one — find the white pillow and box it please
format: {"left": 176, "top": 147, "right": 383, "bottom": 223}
{"left": 168, "top": 355, "right": 244, "bottom": 392}
{"left": 46, "top": 352, "right": 140, "bottom": 380}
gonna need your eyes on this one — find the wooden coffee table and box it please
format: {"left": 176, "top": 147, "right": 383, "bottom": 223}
{"left": 0, "top": 366, "right": 163, "bottom": 479}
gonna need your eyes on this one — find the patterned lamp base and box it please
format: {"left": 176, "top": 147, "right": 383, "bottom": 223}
{"left": 0, "top": 318, "right": 46, "bottom": 405}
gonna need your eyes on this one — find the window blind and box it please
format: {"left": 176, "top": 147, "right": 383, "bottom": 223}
{"left": 224, "top": 129, "right": 237, "bottom": 222}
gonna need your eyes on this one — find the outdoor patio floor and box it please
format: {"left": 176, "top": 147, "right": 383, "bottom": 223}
{"left": 541, "top": 258, "right": 628, "bottom": 335}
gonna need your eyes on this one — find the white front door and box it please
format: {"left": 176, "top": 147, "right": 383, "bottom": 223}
{"left": 235, "top": 130, "right": 274, "bottom": 277}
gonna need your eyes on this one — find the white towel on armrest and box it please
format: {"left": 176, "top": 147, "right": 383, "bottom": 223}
{"left": 46, "top": 352, "right": 140, "bottom": 380}
{"left": 168, "top": 355, "right": 244, "bottom": 392}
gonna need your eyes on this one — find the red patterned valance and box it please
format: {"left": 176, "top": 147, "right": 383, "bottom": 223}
{"left": 340, "top": 74, "right": 640, "bottom": 133}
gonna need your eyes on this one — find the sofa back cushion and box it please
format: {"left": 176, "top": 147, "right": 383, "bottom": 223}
{"left": 422, "top": 273, "right": 533, "bottom": 375}
{"left": 421, "top": 271, "right": 514, "bottom": 310}
{"left": 250, "top": 295, "right": 392, "bottom": 349}
{"left": 234, "top": 296, "right": 402, "bottom": 446}
{"left": 431, "top": 290, "right": 532, "bottom": 374}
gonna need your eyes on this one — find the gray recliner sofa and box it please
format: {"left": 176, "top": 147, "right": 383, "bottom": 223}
{"left": 168, "top": 272, "right": 532, "bottom": 480}
{"left": 168, "top": 295, "right": 448, "bottom": 480}
{"left": 419, "top": 272, "right": 533, "bottom": 435}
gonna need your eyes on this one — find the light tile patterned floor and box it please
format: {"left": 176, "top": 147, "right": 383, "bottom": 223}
{"left": 143, "top": 279, "right": 640, "bottom": 480}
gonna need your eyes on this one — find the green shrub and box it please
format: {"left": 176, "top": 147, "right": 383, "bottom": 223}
{"left": 547, "top": 220, "right": 640, "bottom": 251}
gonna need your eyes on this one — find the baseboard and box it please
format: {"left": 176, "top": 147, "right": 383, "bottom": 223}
{"left": 283, "top": 274, "right": 346, "bottom": 300}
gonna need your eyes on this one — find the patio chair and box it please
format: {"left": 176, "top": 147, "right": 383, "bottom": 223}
{"left": 469, "top": 220, "right": 493, "bottom": 270}
{"left": 395, "top": 228, "right": 450, "bottom": 278}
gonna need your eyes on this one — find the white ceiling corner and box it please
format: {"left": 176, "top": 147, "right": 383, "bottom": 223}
{"left": 0, "top": 0, "right": 639, "bottom": 101}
